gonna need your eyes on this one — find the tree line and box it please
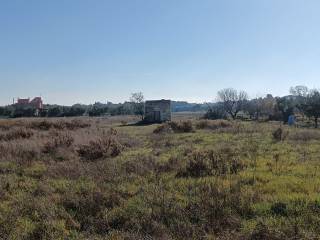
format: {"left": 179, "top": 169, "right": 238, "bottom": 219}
{"left": 1, "top": 86, "right": 320, "bottom": 128}
{"left": 0, "top": 92, "right": 207, "bottom": 119}
{"left": 206, "top": 85, "right": 320, "bottom": 128}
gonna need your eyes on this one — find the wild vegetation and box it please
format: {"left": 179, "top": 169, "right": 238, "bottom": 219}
{"left": 1, "top": 115, "right": 320, "bottom": 239}
{"left": 0, "top": 94, "right": 207, "bottom": 118}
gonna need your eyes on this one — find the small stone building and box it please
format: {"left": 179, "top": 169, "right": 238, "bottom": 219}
{"left": 144, "top": 100, "right": 171, "bottom": 123}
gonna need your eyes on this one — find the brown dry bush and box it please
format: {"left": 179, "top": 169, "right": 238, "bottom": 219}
{"left": 11, "top": 145, "right": 39, "bottom": 166}
{"left": 0, "top": 120, "right": 24, "bottom": 131}
{"left": 177, "top": 148, "right": 245, "bottom": 178}
{"left": 250, "top": 221, "right": 284, "bottom": 240}
{"left": 154, "top": 121, "right": 194, "bottom": 134}
{"left": 188, "top": 182, "right": 243, "bottom": 232}
{"left": 77, "top": 136, "right": 123, "bottom": 161}
{"left": 0, "top": 128, "right": 33, "bottom": 141}
{"left": 62, "top": 119, "right": 91, "bottom": 130}
{"left": 122, "top": 153, "right": 158, "bottom": 176}
{"left": 29, "top": 120, "right": 54, "bottom": 130}
{"left": 177, "top": 151, "right": 211, "bottom": 178}
{"left": 169, "top": 121, "right": 193, "bottom": 133}
{"left": 62, "top": 189, "right": 114, "bottom": 233}
{"left": 195, "top": 119, "right": 233, "bottom": 130}
{"left": 272, "top": 127, "right": 288, "bottom": 142}
{"left": 42, "top": 133, "right": 74, "bottom": 154}
{"left": 29, "top": 119, "right": 90, "bottom": 131}
{"left": 288, "top": 129, "right": 320, "bottom": 142}
{"left": 122, "top": 154, "right": 182, "bottom": 176}
{"left": 155, "top": 156, "right": 182, "bottom": 173}
{"left": 153, "top": 124, "right": 173, "bottom": 134}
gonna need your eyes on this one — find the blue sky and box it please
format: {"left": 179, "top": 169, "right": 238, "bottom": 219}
{"left": 1, "top": 0, "right": 320, "bottom": 105}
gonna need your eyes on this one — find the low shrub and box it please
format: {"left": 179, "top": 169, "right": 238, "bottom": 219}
{"left": 62, "top": 119, "right": 91, "bottom": 130}
{"left": 122, "top": 153, "right": 158, "bottom": 176}
{"left": 153, "top": 124, "right": 173, "bottom": 134}
{"left": 30, "top": 120, "right": 53, "bottom": 130}
{"left": 30, "top": 119, "right": 90, "bottom": 131}
{"left": 0, "top": 128, "right": 33, "bottom": 141}
{"left": 153, "top": 121, "right": 193, "bottom": 134}
{"left": 169, "top": 121, "right": 193, "bottom": 133}
{"left": 176, "top": 149, "right": 245, "bottom": 178}
{"left": 77, "top": 136, "right": 123, "bottom": 161}
{"left": 43, "top": 134, "right": 74, "bottom": 153}
{"left": 250, "top": 221, "right": 283, "bottom": 240}
{"left": 177, "top": 153, "right": 211, "bottom": 178}
{"left": 272, "top": 127, "right": 288, "bottom": 142}
{"left": 288, "top": 129, "right": 320, "bottom": 142}
{"left": 270, "top": 202, "right": 287, "bottom": 216}
{"left": 195, "top": 119, "right": 233, "bottom": 130}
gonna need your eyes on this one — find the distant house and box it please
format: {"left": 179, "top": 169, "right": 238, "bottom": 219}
{"left": 17, "top": 98, "right": 30, "bottom": 105}
{"left": 16, "top": 97, "right": 43, "bottom": 109}
{"left": 144, "top": 99, "right": 171, "bottom": 123}
{"left": 30, "top": 97, "right": 43, "bottom": 109}
{"left": 14, "top": 97, "right": 44, "bottom": 116}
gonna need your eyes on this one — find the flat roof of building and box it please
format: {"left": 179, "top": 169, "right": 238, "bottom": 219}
{"left": 145, "top": 99, "right": 171, "bottom": 103}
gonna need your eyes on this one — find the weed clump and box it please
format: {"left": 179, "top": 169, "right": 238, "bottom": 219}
{"left": 0, "top": 128, "right": 33, "bottom": 141}
{"left": 153, "top": 124, "right": 173, "bottom": 134}
{"left": 195, "top": 119, "right": 232, "bottom": 130}
{"left": 154, "top": 121, "right": 194, "bottom": 134}
{"left": 177, "top": 152, "right": 211, "bottom": 177}
{"left": 30, "top": 119, "right": 90, "bottom": 131}
{"left": 177, "top": 148, "right": 245, "bottom": 178}
{"left": 43, "top": 134, "right": 74, "bottom": 153}
{"left": 77, "top": 136, "right": 123, "bottom": 161}
{"left": 272, "top": 127, "right": 288, "bottom": 142}
{"left": 169, "top": 121, "right": 193, "bottom": 133}
{"left": 270, "top": 202, "right": 287, "bottom": 216}
{"left": 288, "top": 129, "right": 320, "bottom": 142}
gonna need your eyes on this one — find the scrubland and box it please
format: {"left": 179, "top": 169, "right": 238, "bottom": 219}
{"left": 1, "top": 115, "right": 320, "bottom": 239}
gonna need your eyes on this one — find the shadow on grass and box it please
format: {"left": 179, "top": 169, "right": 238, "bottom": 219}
{"left": 118, "top": 120, "right": 163, "bottom": 127}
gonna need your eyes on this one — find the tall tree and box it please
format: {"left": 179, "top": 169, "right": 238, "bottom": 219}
{"left": 130, "top": 92, "right": 145, "bottom": 120}
{"left": 300, "top": 90, "right": 320, "bottom": 128}
{"left": 290, "top": 85, "right": 309, "bottom": 97}
{"left": 275, "top": 97, "right": 295, "bottom": 123}
{"left": 217, "top": 88, "right": 248, "bottom": 120}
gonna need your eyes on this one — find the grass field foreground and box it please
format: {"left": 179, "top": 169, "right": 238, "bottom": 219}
{"left": 1, "top": 116, "right": 320, "bottom": 239}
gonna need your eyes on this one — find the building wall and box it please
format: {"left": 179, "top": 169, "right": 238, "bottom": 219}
{"left": 15, "top": 97, "right": 43, "bottom": 110}
{"left": 17, "top": 99, "right": 30, "bottom": 105}
{"left": 145, "top": 100, "right": 171, "bottom": 123}
{"left": 30, "top": 97, "right": 43, "bottom": 109}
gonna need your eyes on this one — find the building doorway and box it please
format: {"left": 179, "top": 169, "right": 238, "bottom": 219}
{"left": 153, "top": 111, "right": 161, "bottom": 122}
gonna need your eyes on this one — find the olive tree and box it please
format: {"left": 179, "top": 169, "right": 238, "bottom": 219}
{"left": 217, "top": 88, "right": 248, "bottom": 120}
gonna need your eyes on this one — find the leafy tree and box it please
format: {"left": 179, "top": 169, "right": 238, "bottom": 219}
{"left": 12, "top": 107, "right": 36, "bottom": 118}
{"left": 130, "top": 92, "right": 145, "bottom": 120}
{"left": 88, "top": 106, "right": 104, "bottom": 116}
{"left": 217, "top": 88, "right": 248, "bottom": 120}
{"left": 244, "top": 98, "right": 263, "bottom": 120}
{"left": 244, "top": 95, "right": 276, "bottom": 120}
{"left": 39, "top": 109, "right": 48, "bottom": 117}
{"left": 3, "top": 106, "right": 14, "bottom": 117}
{"left": 275, "top": 97, "right": 295, "bottom": 123}
{"left": 300, "top": 90, "right": 320, "bottom": 128}
{"left": 204, "top": 103, "right": 227, "bottom": 120}
{"left": 289, "top": 85, "right": 309, "bottom": 119}
{"left": 290, "top": 85, "right": 309, "bottom": 97}
{"left": 48, "top": 106, "right": 62, "bottom": 117}
{"left": 66, "top": 106, "right": 86, "bottom": 117}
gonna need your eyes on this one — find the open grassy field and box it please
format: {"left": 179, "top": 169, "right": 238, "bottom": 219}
{"left": 1, "top": 115, "right": 320, "bottom": 239}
